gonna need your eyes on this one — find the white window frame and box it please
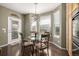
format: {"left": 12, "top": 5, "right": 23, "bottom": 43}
{"left": 8, "top": 16, "right": 22, "bottom": 44}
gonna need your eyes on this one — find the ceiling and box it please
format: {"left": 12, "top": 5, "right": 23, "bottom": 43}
{"left": 0, "top": 3, "right": 61, "bottom": 14}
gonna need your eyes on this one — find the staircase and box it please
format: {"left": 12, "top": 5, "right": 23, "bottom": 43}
{"left": 73, "top": 36, "right": 79, "bottom": 51}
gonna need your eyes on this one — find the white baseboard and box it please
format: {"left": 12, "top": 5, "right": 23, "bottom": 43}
{"left": 49, "top": 41, "right": 66, "bottom": 50}
{"left": 50, "top": 41, "right": 79, "bottom": 52}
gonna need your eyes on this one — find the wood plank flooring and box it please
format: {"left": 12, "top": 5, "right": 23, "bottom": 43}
{"left": 22, "top": 43, "right": 69, "bottom": 56}
{"left": 73, "top": 50, "right": 79, "bottom": 56}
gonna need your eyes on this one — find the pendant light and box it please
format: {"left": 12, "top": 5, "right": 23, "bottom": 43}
{"left": 34, "top": 3, "right": 38, "bottom": 21}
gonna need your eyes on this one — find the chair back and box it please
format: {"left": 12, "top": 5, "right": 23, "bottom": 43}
{"left": 41, "top": 32, "right": 50, "bottom": 41}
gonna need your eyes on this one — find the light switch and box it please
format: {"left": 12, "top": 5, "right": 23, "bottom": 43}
{"left": 2, "top": 28, "right": 6, "bottom": 33}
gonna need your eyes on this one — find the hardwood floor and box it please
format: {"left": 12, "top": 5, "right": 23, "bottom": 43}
{"left": 22, "top": 43, "right": 69, "bottom": 56}
{"left": 49, "top": 44, "right": 69, "bottom": 56}
{"left": 73, "top": 50, "right": 79, "bottom": 56}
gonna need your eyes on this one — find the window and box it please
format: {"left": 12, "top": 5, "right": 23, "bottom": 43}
{"left": 53, "top": 10, "right": 61, "bottom": 38}
{"left": 40, "top": 15, "right": 51, "bottom": 34}
{"left": 11, "top": 20, "right": 19, "bottom": 39}
{"left": 31, "top": 20, "right": 37, "bottom": 32}
{"left": 30, "top": 19, "right": 37, "bottom": 40}
{"left": 8, "top": 16, "right": 21, "bottom": 43}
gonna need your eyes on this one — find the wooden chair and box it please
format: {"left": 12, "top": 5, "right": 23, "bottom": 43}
{"left": 22, "top": 31, "right": 38, "bottom": 56}
{"left": 30, "top": 31, "right": 39, "bottom": 55}
{"left": 22, "top": 39, "right": 34, "bottom": 56}
{"left": 35, "top": 32, "right": 50, "bottom": 56}
{"left": 21, "top": 33, "right": 35, "bottom": 56}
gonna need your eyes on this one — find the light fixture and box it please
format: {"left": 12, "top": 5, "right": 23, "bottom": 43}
{"left": 34, "top": 3, "right": 38, "bottom": 21}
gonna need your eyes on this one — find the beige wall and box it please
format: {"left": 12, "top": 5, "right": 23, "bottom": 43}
{"left": 52, "top": 4, "right": 66, "bottom": 48}
{"left": 40, "top": 3, "right": 66, "bottom": 48}
{"left": 52, "top": 4, "right": 62, "bottom": 47}
{"left": 0, "top": 4, "right": 66, "bottom": 49}
{"left": 23, "top": 14, "right": 31, "bottom": 39}
{"left": 0, "top": 6, "right": 23, "bottom": 46}
{"left": 23, "top": 14, "right": 40, "bottom": 40}
{"left": 61, "top": 4, "right": 66, "bottom": 48}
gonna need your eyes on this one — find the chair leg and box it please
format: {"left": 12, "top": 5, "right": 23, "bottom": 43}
{"left": 37, "top": 50, "right": 39, "bottom": 56}
{"left": 36, "top": 49, "right": 40, "bottom": 56}
{"left": 31, "top": 45, "right": 34, "bottom": 56}
{"left": 47, "top": 48, "right": 49, "bottom": 56}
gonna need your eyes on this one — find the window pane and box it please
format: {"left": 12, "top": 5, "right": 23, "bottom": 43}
{"left": 53, "top": 10, "right": 61, "bottom": 37}
{"left": 40, "top": 15, "right": 51, "bottom": 33}
{"left": 11, "top": 20, "right": 19, "bottom": 39}
{"left": 31, "top": 21, "right": 37, "bottom": 32}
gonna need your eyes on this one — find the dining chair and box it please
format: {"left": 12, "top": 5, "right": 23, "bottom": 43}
{"left": 35, "top": 32, "right": 50, "bottom": 56}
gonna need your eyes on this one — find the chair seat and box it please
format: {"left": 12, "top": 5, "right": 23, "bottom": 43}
{"left": 38, "top": 46, "right": 48, "bottom": 50}
{"left": 35, "top": 43, "right": 48, "bottom": 50}
{"left": 22, "top": 42, "right": 33, "bottom": 47}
